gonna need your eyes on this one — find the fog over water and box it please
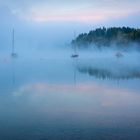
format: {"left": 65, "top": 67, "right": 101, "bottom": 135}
{"left": 0, "top": 0, "right": 140, "bottom": 138}
{"left": 0, "top": 16, "right": 140, "bottom": 140}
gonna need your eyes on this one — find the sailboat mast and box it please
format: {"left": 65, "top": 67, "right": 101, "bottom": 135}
{"left": 12, "top": 28, "right": 15, "bottom": 54}
{"left": 74, "top": 30, "right": 77, "bottom": 54}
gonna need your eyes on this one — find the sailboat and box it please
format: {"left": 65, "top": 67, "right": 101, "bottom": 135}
{"left": 11, "top": 28, "right": 17, "bottom": 57}
{"left": 115, "top": 52, "right": 123, "bottom": 58}
{"left": 71, "top": 45, "right": 79, "bottom": 58}
{"left": 71, "top": 31, "right": 79, "bottom": 58}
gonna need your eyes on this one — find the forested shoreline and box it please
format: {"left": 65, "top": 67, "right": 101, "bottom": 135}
{"left": 72, "top": 27, "right": 140, "bottom": 48}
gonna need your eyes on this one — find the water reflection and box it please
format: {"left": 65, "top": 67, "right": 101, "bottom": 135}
{"left": 72, "top": 57, "right": 78, "bottom": 85}
{"left": 76, "top": 54, "right": 140, "bottom": 80}
{"left": 0, "top": 50, "right": 140, "bottom": 140}
{"left": 11, "top": 57, "right": 16, "bottom": 86}
{"left": 77, "top": 66, "right": 140, "bottom": 80}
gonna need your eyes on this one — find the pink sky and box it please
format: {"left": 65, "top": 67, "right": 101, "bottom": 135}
{"left": 0, "top": 0, "right": 140, "bottom": 24}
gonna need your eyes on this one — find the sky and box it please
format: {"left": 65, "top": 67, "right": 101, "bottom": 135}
{"left": 0, "top": 0, "right": 140, "bottom": 51}
{"left": 0, "top": 0, "right": 140, "bottom": 26}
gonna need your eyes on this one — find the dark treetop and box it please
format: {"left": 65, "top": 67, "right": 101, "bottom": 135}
{"left": 72, "top": 27, "right": 140, "bottom": 48}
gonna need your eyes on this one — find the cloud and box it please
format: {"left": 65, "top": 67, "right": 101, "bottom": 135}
{"left": 0, "top": 0, "right": 140, "bottom": 23}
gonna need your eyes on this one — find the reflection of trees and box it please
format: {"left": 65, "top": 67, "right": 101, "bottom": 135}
{"left": 78, "top": 67, "right": 140, "bottom": 80}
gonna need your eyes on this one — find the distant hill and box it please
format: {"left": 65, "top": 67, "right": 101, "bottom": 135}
{"left": 71, "top": 27, "right": 140, "bottom": 48}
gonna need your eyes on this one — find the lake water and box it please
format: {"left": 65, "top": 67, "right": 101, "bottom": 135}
{"left": 0, "top": 47, "right": 140, "bottom": 140}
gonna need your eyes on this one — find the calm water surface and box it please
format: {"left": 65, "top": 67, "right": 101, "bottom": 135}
{"left": 0, "top": 48, "right": 140, "bottom": 140}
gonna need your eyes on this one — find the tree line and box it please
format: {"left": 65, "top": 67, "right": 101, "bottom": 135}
{"left": 72, "top": 27, "right": 140, "bottom": 48}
